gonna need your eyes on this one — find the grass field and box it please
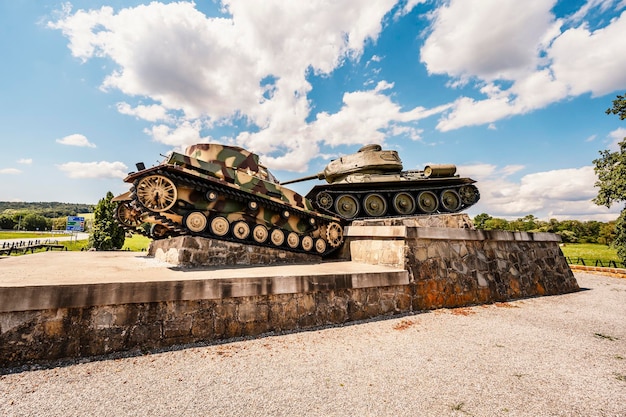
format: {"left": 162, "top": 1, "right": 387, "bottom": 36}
{"left": 560, "top": 243, "right": 623, "bottom": 267}
{"left": 122, "top": 234, "right": 151, "bottom": 251}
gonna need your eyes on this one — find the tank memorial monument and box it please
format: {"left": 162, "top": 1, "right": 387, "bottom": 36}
{"left": 0, "top": 144, "right": 578, "bottom": 368}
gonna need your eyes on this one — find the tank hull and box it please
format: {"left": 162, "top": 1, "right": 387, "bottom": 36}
{"left": 305, "top": 173, "right": 479, "bottom": 220}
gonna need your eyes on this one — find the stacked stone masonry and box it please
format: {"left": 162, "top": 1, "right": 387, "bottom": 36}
{"left": 0, "top": 214, "right": 579, "bottom": 368}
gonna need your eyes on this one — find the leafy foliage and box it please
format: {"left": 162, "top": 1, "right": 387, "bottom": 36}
{"left": 472, "top": 213, "right": 615, "bottom": 244}
{"left": 605, "top": 92, "right": 626, "bottom": 120}
{"left": 89, "top": 191, "right": 125, "bottom": 250}
{"left": 592, "top": 92, "right": 626, "bottom": 263}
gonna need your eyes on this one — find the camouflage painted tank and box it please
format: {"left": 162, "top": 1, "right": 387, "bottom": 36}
{"left": 112, "top": 144, "right": 344, "bottom": 256}
{"left": 282, "top": 144, "right": 480, "bottom": 220}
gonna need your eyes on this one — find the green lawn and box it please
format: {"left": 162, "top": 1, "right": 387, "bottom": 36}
{"left": 122, "top": 234, "right": 151, "bottom": 251}
{"left": 560, "top": 243, "right": 622, "bottom": 267}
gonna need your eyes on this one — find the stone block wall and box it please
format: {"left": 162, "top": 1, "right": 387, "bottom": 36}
{"left": 149, "top": 235, "right": 321, "bottom": 267}
{"left": 1, "top": 285, "right": 411, "bottom": 368}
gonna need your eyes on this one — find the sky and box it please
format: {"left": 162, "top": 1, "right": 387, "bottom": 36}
{"left": 1, "top": 0, "right": 625, "bottom": 221}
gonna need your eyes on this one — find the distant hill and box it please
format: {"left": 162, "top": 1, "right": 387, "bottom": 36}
{"left": 0, "top": 201, "right": 94, "bottom": 218}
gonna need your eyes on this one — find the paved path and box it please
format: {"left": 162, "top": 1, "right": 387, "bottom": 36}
{"left": 0, "top": 232, "right": 89, "bottom": 247}
{"left": 1, "top": 272, "right": 625, "bottom": 417}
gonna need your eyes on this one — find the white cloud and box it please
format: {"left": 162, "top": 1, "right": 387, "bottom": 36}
{"left": 421, "top": 0, "right": 626, "bottom": 131}
{"left": 116, "top": 102, "right": 170, "bottom": 122}
{"left": 466, "top": 164, "right": 620, "bottom": 220}
{"left": 145, "top": 121, "right": 209, "bottom": 149}
{"left": 56, "top": 133, "right": 96, "bottom": 148}
{"left": 0, "top": 168, "right": 22, "bottom": 175}
{"left": 49, "top": 1, "right": 403, "bottom": 171}
{"left": 57, "top": 161, "right": 128, "bottom": 179}
{"left": 607, "top": 127, "right": 626, "bottom": 151}
{"left": 16, "top": 158, "right": 32, "bottom": 165}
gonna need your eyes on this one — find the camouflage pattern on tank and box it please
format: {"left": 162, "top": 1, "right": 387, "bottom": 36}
{"left": 113, "top": 143, "right": 345, "bottom": 256}
{"left": 281, "top": 144, "right": 480, "bottom": 220}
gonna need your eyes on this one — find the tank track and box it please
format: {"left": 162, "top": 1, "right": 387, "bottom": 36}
{"left": 129, "top": 169, "right": 344, "bottom": 257}
{"left": 309, "top": 183, "right": 480, "bottom": 220}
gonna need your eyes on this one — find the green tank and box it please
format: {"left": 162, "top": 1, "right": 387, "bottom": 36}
{"left": 112, "top": 144, "right": 344, "bottom": 256}
{"left": 282, "top": 144, "right": 480, "bottom": 220}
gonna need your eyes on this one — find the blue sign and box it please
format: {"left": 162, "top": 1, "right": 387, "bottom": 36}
{"left": 66, "top": 216, "right": 85, "bottom": 232}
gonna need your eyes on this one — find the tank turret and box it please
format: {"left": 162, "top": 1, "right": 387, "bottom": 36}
{"left": 283, "top": 144, "right": 480, "bottom": 220}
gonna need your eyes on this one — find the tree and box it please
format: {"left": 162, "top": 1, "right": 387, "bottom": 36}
{"left": 89, "top": 191, "right": 125, "bottom": 250}
{"left": 593, "top": 93, "right": 626, "bottom": 263}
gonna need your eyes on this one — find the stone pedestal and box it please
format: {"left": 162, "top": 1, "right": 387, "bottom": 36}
{"left": 345, "top": 215, "right": 579, "bottom": 308}
{"left": 149, "top": 236, "right": 321, "bottom": 267}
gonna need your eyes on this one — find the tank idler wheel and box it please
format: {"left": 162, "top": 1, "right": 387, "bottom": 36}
{"left": 206, "top": 191, "right": 218, "bottom": 202}
{"left": 210, "top": 216, "right": 230, "bottom": 237}
{"left": 248, "top": 201, "right": 259, "bottom": 211}
{"left": 417, "top": 191, "right": 439, "bottom": 213}
{"left": 459, "top": 185, "right": 480, "bottom": 205}
{"left": 252, "top": 224, "right": 269, "bottom": 243}
{"left": 440, "top": 189, "right": 461, "bottom": 212}
{"left": 315, "top": 238, "right": 327, "bottom": 254}
{"left": 325, "top": 222, "right": 344, "bottom": 248}
{"left": 316, "top": 192, "right": 333, "bottom": 210}
{"left": 150, "top": 224, "right": 171, "bottom": 239}
{"left": 393, "top": 192, "right": 416, "bottom": 215}
{"left": 232, "top": 221, "right": 251, "bottom": 240}
{"left": 184, "top": 211, "right": 208, "bottom": 233}
{"left": 302, "top": 236, "right": 314, "bottom": 251}
{"left": 270, "top": 229, "right": 285, "bottom": 246}
{"left": 335, "top": 194, "right": 359, "bottom": 219}
{"left": 287, "top": 232, "right": 300, "bottom": 249}
{"left": 116, "top": 202, "right": 141, "bottom": 227}
{"left": 136, "top": 175, "right": 177, "bottom": 212}
{"left": 281, "top": 210, "right": 290, "bottom": 219}
{"left": 363, "top": 193, "right": 387, "bottom": 217}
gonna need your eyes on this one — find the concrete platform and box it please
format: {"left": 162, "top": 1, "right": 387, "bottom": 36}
{"left": 0, "top": 251, "right": 408, "bottom": 313}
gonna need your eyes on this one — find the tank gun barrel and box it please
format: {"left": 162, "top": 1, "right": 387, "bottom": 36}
{"left": 281, "top": 172, "right": 324, "bottom": 185}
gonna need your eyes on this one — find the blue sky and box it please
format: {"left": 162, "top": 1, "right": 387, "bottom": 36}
{"left": 1, "top": 0, "right": 625, "bottom": 221}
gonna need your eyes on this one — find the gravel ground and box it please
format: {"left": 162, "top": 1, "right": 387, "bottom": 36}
{"left": 1, "top": 272, "right": 625, "bottom": 417}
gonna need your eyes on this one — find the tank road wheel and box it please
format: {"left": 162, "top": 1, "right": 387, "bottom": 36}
{"left": 232, "top": 221, "right": 251, "bottom": 240}
{"left": 440, "top": 189, "right": 461, "bottom": 212}
{"left": 184, "top": 211, "right": 208, "bottom": 233}
{"left": 115, "top": 202, "right": 141, "bottom": 227}
{"left": 417, "top": 191, "right": 439, "bottom": 213}
{"left": 287, "top": 232, "right": 300, "bottom": 249}
{"left": 363, "top": 193, "right": 387, "bottom": 217}
{"left": 325, "top": 222, "right": 344, "bottom": 248}
{"left": 459, "top": 185, "right": 480, "bottom": 205}
{"left": 301, "top": 236, "right": 314, "bottom": 251}
{"left": 210, "top": 216, "right": 230, "bottom": 237}
{"left": 315, "top": 238, "right": 327, "bottom": 254}
{"left": 253, "top": 224, "right": 269, "bottom": 243}
{"left": 392, "top": 192, "right": 416, "bottom": 215}
{"left": 316, "top": 192, "right": 333, "bottom": 210}
{"left": 136, "top": 175, "right": 177, "bottom": 212}
{"left": 270, "top": 229, "right": 285, "bottom": 246}
{"left": 335, "top": 194, "right": 359, "bottom": 219}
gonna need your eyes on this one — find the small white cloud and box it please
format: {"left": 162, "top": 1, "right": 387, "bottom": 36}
{"left": 487, "top": 123, "right": 497, "bottom": 130}
{"left": 57, "top": 161, "right": 128, "bottom": 179}
{"left": 0, "top": 168, "right": 21, "bottom": 175}
{"left": 56, "top": 134, "right": 97, "bottom": 148}
{"left": 16, "top": 158, "right": 33, "bottom": 165}
{"left": 116, "top": 102, "right": 170, "bottom": 122}
{"left": 585, "top": 134, "right": 597, "bottom": 142}
{"left": 607, "top": 127, "right": 626, "bottom": 151}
